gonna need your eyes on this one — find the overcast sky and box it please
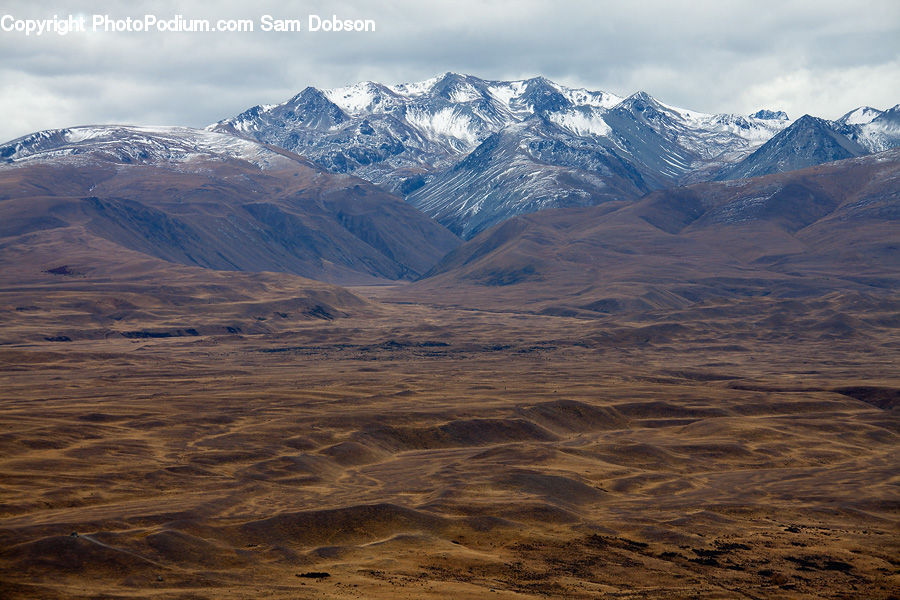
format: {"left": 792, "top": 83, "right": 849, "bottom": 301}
{"left": 1, "top": 0, "right": 898, "bottom": 142}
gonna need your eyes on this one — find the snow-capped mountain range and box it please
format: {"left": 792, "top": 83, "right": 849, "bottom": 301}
{"left": 2, "top": 72, "right": 897, "bottom": 239}
{"left": 212, "top": 73, "right": 791, "bottom": 190}
{"left": 211, "top": 73, "right": 898, "bottom": 237}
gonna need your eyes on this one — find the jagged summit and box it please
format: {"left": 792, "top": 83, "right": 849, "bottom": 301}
{"left": 210, "top": 74, "right": 897, "bottom": 237}
{"left": 622, "top": 90, "right": 660, "bottom": 105}
{"left": 832, "top": 105, "right": 900, "bottom": 153}
{"left": 209, "top": 74, "right": 807, "bottom": 236}
{"left": 750, "top": 109, "right": 789, "bottom": 121}
{"left": 837, "top": 106, "right": 881, "bottom": 126}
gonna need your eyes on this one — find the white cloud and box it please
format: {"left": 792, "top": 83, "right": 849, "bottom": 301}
{"left": 737, "top": 61, "right": 900, "bottom": 119}
{"left": 0, "top": 72, "right": 85, "bottom": 137}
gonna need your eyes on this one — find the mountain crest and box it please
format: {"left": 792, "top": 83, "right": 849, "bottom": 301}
{"left": 516, "top": 77, "right": 572, "bottom": 113}
{"left": 208, "top": 73, "right": 896, "bottom": 237}
{"left": 837, "top": 106, "right": 881, "bottom": 126}
{"left": 750, "top": 109, "right": 789, "bottom": 121}
{"left": 0, "top": 125, "right": 303, "bottom": 170}
{"left": 718, "top": 114, "right": 867, "bottom": 180}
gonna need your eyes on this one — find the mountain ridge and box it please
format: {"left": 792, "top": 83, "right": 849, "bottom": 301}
{"left": 0, "top": 124, "right": 461, "bottom": 284}
{"left": 212, "top": 73, "right": 896, "bottom": 238}
{"left": 716, "top": 115, "right": 870, "bottom": 180}
{"left": 4, "top": 74, "right": 896, "bottom": 244}
{"left": 399, "top": 148, "right": 900, "bottom": 314}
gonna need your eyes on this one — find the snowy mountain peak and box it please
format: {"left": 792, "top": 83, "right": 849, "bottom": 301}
{"left": 388, "top": 75, "right": 441, "bottom": 97}
{"left": 437, "top": 71, "right": 474, "bottom": 84}
{"left": 553, "top": 84, "right": 622, "bottom": 109}
{"left": 621, "top": 90, "right": 661, "bottom": 107}
{"left": 837, "top": 106, "right": 882, "bottom": 126}
{"left": 793, "top": 114, "right": 826, "bottom": 127}
{"left": 750, "top": 109, "right": 789, "bottom": 121}
{"left": 430, "top": 73, "right": 487, "bottom": 103}
{"left": 547, "top": 106, "right": 612, "bottom": 138}
{"left": 838, "top": 104, "right": 900, "bottom": 153}
{"left": 323, "top": 81, "right": 398, "bottom": 116}
{"left": 290, "top": 86, "right": 334, "bottom": 105}
{"left": 516, "top": 77, "right": 572, "bottom": 113}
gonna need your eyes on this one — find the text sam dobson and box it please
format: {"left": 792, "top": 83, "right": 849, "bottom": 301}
{"left": 0, "top": 14, "right": 376, "bottom": 36}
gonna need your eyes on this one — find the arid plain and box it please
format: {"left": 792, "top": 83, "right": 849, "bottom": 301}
{"left": 1, "top": 261, "right": 898, "bottom": 599}
{"left": 0, "top": 138, "right": 898, "bottom": 598}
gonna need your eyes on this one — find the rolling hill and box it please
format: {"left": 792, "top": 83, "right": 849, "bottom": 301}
{"left": 0, "top": 125, "right": 460, "bottom": 285}
{"left": 398, "top": 149, "right": 900, "bottom": 315}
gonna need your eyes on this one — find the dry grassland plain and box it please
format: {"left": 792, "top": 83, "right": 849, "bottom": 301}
{"left": 1, "top": 271, "right": 897, "bottom": 599}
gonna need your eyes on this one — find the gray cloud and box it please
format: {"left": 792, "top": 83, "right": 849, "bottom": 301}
{"left": 1, "top": 0, "right": 898, "bottom": 142}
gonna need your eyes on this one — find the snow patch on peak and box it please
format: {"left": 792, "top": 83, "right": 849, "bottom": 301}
{"left": 488, "top": 81, "right": 528, "bottom": 108}
{"left": 848, "top": 107, "right": 900, "bottom": 153}
{"left": 656, "top": 100, "right": 713, "bottom": 125}
{"left": 405, "top": 107, "right": 479, "bottom": 147}
{"left": 63, "top": 127, "right": 110, "bottom": 144}
{"left": 549, "top": 109, "right": 611, "bottom": 138}
{"left": 449, "top": 82, "right": 482, "bottom": 104}
{"left": 324, "top": 82, "right": 385, "bottom": 115}
{"left": 551, "top": 84, "right": 622, "bottom": 109}
{"left": 840, "top": 106, "right": 882, "bottom": 126}
{"left": 389, "top": 75, "right": 440, "bottom": 97}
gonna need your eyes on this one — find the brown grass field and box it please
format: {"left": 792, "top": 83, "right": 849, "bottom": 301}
{"left": 0, "top": 269, "right": 898, "bottom": 599}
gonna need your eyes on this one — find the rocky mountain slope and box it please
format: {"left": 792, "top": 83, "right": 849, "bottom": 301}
{"left": 216, "top": 73, "right": 898, "bottom": 238}
{"left": 717, "top": 115, "right": 869, "bottom": 180}
{"left": 214, "top": 73, "right": 801, "bottom": 237}
{"left": 397, "top": 149, "right": 900, "bottom": 314}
